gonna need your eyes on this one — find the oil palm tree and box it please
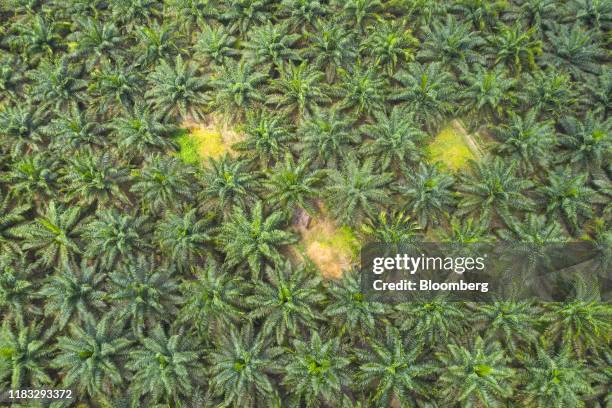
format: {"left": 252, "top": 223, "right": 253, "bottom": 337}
{"left": 0, "top": 317, "right": 52, "bottom": 389}
{"left": 361, "top": 210, "right": 422, "bottom": 244}
{"left": 0, "top": 104, "right": 47, "bottom": 157}
{"left": 282, "top": 331, "right": 351, "bottom": 407}
{"left": 488, "top": 22, "right": 542, "bottom": 73}
{"left": 201, "top": 155, "right": 261, "bottom": 214}
{"left": 419, "top": 15, "right": 485, "bottom": 67}
{"left": 233, "top": 110, "right": 292, "bottom": 167}
{"left": 264, "top": 152, "right": 322, "bottom": 215}
{"left": 297, "top": 108, "right": 359, "bottom": 168}
{"left": 247, "top": 261, "right": 325, "bottom": 345}
{"left": 391, "top": 62, "right": 458, "bottom": 132}
{"left": 591, "top": 350, "right": 612, "bottom": 406}
{"left": 303, "top": 20, "right": 356, "bottom": 82}
{"left": 107, "top": 256, "right": 181, "bottom": 336}
{"left": 194, "top": 24, "right": 239, "bottom": 65}
{"left": 61, "top": 150, "right": 130, "bottom": 207}
{"left": 243, "top": 21, "right": 301, "bottom": 68}
{"left": 164, "top": 0, "right": 218, "bottom": 38}
{"left": 520, "top": 345, "right": 594, "bottom": 407}
{"left": 111, "top": 104, "right": 176, "bottom": 152}
{"left": 396, "top": 162, "right": 456, "bottom": 228}
{"left": 155, "top": 207, "right": 213, "bottom": 272}
{"left": 437, "top": 336, "right": 515, "bottom": 407}
{"left": 2, "top": 153, "right": 59, "bottom": 204}
{"left": 0, "top": 54, "right": 24, "bottom": 102}
{"left": 27, "top": 57, "right": 86, "bottom": 111}
{"left": 39, "top": 259, "right": 106, "bottom": 330}
{"left": 1, "top": 0, "right": 43, "bottom": 15}
{"left": 457, "top": 156, "right": 534, "bottom": 226}
{"left": 521, "top": 69, "right": 577, "bottom": 117}
{"left": 542, "top": 300, "right": 611, "bottom": 357}
{"left": 89, "top": 58, "right": 144, "bottom": 116}
{"left": 0, "top": 258, "right": 39, "bottom": 323}
{"left": 356, "top": 328, "right": 435, "bottom": 407}
{"left": 471, "top": 301, "right": 539, "bottom": 352}
{"left": 146, "top": 55, "right": 209, "bottom": 121}
{"left": 52, "top": 315, "right": 132, "bottom": 399}
{"left": 208, "top": 323, "right": 283, "bottom": 408}
{"left": 134, "top": 21, "right": 180, "bottom": 67}
{"left": 341, "top": 0, "right": 383, "bottom": 32}
{"left": 178, "top": 262, "right": 245, "bottom": 336}
{"left": 324, "top": 268, "right": 388, "bottom": 337}
{"left": 585, "top": 67, "right": 611, "bottom": 116}
{"left": 50, "top": 0, "right": 99, "bottom": 17}
{"left": 11, "top": 15, "right": 62, "bottom": 63}
{"left": 70, "top": 17, "right": 123, "bottom": 69}
{"left": 498, "top": 213, "right": 567, "bottom": 244}
{"left": 268, "top": 62, "right": 330, "bottom": 119}
{"left": 0, "top": 195, "right": 29, "bottom": 259}
{"left": 510, "top": 0, "right": 558, "bottom": 30}
{"left": 127, "top": 325, "right": 201, "bottom": 406}
{"left": 362, "top": 20, "right": 418, "bottom": 76}
{"left": 460, "top": 64, "right": 515, "bottom": 121}
{"left": 496, "top": 214, "right": 569, "bottom": 275}
{"left": 217, "top": 201, "right": 297, "bottom": 279}
{"left": 108, "top": 0, "right": 161, "bottom": 29}
{"left": 495, "top": 109, "right": 555, "bottom": 174}
{"left": 396, "top": 298, "right": 466, "bottom": 346}
{"left": 131, "top": 155, "right": 196, "bottom": 214}
{"left": 544, "top": 23, "right": 604, "bottom": 79}
{"left": 46, "top": 106, "right": 106, "bottom": 152}
{"left": 324, "top": 156, "right": 392, "bottom": 227}
{"left": 557, "top": 112, "right": 611, "bottom": 174}
{"left": 13, "top": 201, "right": 82, "bottom": 267}
{"left": 451, "top": 0, "right": 508, "bottom": 31}
{"left": 593, "top": 176, "right": 612, "bottom": 217}
{"left": 336, "top": 64, "right": 387, "bottom": 117}
{"left": 279, "top": 0, "right": 326, "bottom": 32}
{"left": 82, "top": 209, "right": 150, "bottom": 270}
{"left": 538, "top": 169, "right": 598, "bottom": 233}
{"left": 213, "top": 58, "right": 268, "bottom": 119}
{"left": 221, "top": 0, "right": 272, "bottom": 34}
{"left": 567, "top": 0, "right": 612, "bottom": 30}
{"left": 585, "top": 217, "right": 612, "bottom": 276}
{"left": 439, "top": 216, "right": 493, "bottom": 244}
{"left": 397, "top": 0, "right": 448, "bottom": 28}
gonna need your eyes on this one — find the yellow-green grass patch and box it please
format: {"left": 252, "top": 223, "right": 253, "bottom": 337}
{"left": 174, "top": 129, "right": 198, "bottom": 165}
{"left": 175, "top": 116, "right": 244, "bottom": 165}
{"left": 427, "top": 122, "right": 476, "bottom": 171}
{"left": 175, "top": 127, "right": 227, "bottom": 165}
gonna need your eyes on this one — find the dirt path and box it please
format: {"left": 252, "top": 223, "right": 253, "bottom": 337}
{"left": 451, "top": 119, "right": 484, "bottom": 159}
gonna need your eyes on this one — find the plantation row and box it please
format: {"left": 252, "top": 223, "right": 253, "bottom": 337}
{"left": 0, "top": 0, "right": 610, "bottom": 407}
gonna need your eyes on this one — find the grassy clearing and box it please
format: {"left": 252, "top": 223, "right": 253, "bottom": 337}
{"left": 427, "top": 120, "right": 480, "bottom": 171}
{"left": 427, "top": 123, "right": 474, "bottom": 171}
{"left": 175, "top": 116, "right": 243, "bottom": 165}
{"left": 174, "top": 129, "right": 198, "bottom": 165}
{"left": 293, "top": 217, "right": 360, "bottom": 279}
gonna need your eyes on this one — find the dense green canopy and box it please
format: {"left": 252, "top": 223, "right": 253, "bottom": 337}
{"left": 0, "top": 0, "right": 610, "bottom": 406}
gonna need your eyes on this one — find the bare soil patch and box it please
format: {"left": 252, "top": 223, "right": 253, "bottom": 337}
{"left": 291, "top": 208, "right": 360, "bottom": 279}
